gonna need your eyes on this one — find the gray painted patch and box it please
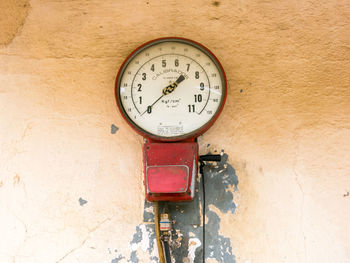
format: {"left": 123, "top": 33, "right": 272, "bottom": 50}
{"left": 205, "top": 210, "right": 235, "bottom": 262}
{"left": 130, "top": 225, "right": 143, "bottom": 244}
{"left": 111, "top": 254, "right": 124, "bottom": 263}
{"left": 111, "top": 124, "right": 119, "bottom": 134}
{"left": 204, "top": 153, "right": 238, "bottom": 213}
{"left": 114, "top": 152, "right": 238, "bottom": 263}
{"left": 143, "top": 200, "right": 155, "bottom": 222}
{"left": 129, "top": 224, "right": 158, "bottom": 262}
{"left": 78, "top": 197, "right": 87, "bottom": 206}
{"left": 129, "top": 226, "right": 142, "bottom": 263}
{"left": 163, "top": 186, "right": 203, "bottom": 262}
{"left": 202, "top": 153, "right": 237, "bottom": 262}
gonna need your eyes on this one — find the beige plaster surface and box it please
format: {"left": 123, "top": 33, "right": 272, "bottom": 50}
{"left": 0, "top": 0, "right": 349, "bottom": 262}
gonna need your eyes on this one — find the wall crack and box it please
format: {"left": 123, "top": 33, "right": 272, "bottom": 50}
{"left": 55, "top": 217, "right": 111, "bottom": 263}
{"left": 293, "top": 134, "right": 307, "bottom": 262}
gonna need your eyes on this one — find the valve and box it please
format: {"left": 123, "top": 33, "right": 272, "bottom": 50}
{"left": 160, "top": 212, "right": 172, "bottom": 263}
{"left": 160, "top": 213, "right": 172, "bottom": 237}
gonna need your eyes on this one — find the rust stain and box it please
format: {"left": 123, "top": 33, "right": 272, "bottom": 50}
{"left": 13, "top": 174, "right": 21, "bottom": 185}
{"left": 212, "top": 1, "right": 221, "bottom": 7}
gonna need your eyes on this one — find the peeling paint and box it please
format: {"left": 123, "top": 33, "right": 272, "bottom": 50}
{"left": 129, "top": 224, "right": 159, "bottom": 262}
{"left": 117, "top": 153, "right": 237, "bottom": 262}
{"left": 166, "top": 187, "right": 203, "bottom": 262}
{"left": 111, "top": 124, "right": 119, "bottom": 134}
{"left": 111, "top": 254, "right": 124, "bottom": 263}
{"left": 78, "top": 197, "right": 87, "bottom": 206}
{"left": 1, "top": 0, "right": 349, "bottom": 262}
{"left": 202, "top": 153, "right": 237, "bottom": 262}
{"left": 203, "top": 153, "right": 238, "bottom": 213}
{"left": 143, "top": 200, "right": 155, "bottom": 222}
{"left": 205, "top": 210, "right": 235, "bottom": 262}
{"left": 187, "top": 237, "right": 201, "bottom": 262}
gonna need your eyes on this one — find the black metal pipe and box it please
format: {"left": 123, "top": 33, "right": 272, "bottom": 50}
{"left": 199, "top": 154, "right": 222, "bottom": 162}
{"left": 198, "top": 154, "right": 222, "bottom": 262}
{"left": 163, "top": 240, "right": 171, "bottom": 263}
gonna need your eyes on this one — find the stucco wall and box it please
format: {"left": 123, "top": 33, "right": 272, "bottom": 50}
{"left": 0, "top": 0, "right": 349, "bottom": 262}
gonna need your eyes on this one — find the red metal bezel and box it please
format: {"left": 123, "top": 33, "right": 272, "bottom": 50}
{"left": 114, "top": 37, "right": 227, "bottom": 142}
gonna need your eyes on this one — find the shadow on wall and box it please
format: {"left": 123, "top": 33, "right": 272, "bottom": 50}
{"left": 0, "top": 0, "right": 30, "bottom": 46}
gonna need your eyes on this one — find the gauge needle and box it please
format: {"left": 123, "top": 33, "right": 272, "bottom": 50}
{"left": 141, "top": 75, "right": 185, "bottom": 116}
{"left": 162, "top": 74, "right": 185, "bottom": 95}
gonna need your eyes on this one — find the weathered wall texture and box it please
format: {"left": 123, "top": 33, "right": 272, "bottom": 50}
{"left": 0, "top": 0, "right": 349, "bottom": 262}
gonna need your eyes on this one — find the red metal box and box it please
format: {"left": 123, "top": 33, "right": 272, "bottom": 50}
{"left": 143, "top": 141, "right": 198, "bottom": 202}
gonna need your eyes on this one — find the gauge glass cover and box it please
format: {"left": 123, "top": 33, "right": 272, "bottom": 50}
{"left": 115, "top": 38, "right": 226, "bottom": 141}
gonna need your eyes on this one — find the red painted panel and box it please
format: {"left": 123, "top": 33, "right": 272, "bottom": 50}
{"left": 147, "top": 165, "right": 188, "bottom": 193}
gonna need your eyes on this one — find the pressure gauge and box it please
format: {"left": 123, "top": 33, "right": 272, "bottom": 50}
{"left": 115, "top": 37, "right": 227, "bottom": 141}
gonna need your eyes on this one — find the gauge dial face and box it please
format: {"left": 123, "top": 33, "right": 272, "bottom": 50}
{"left": 115, "top": 38, "right": 226, "bottom": 141}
